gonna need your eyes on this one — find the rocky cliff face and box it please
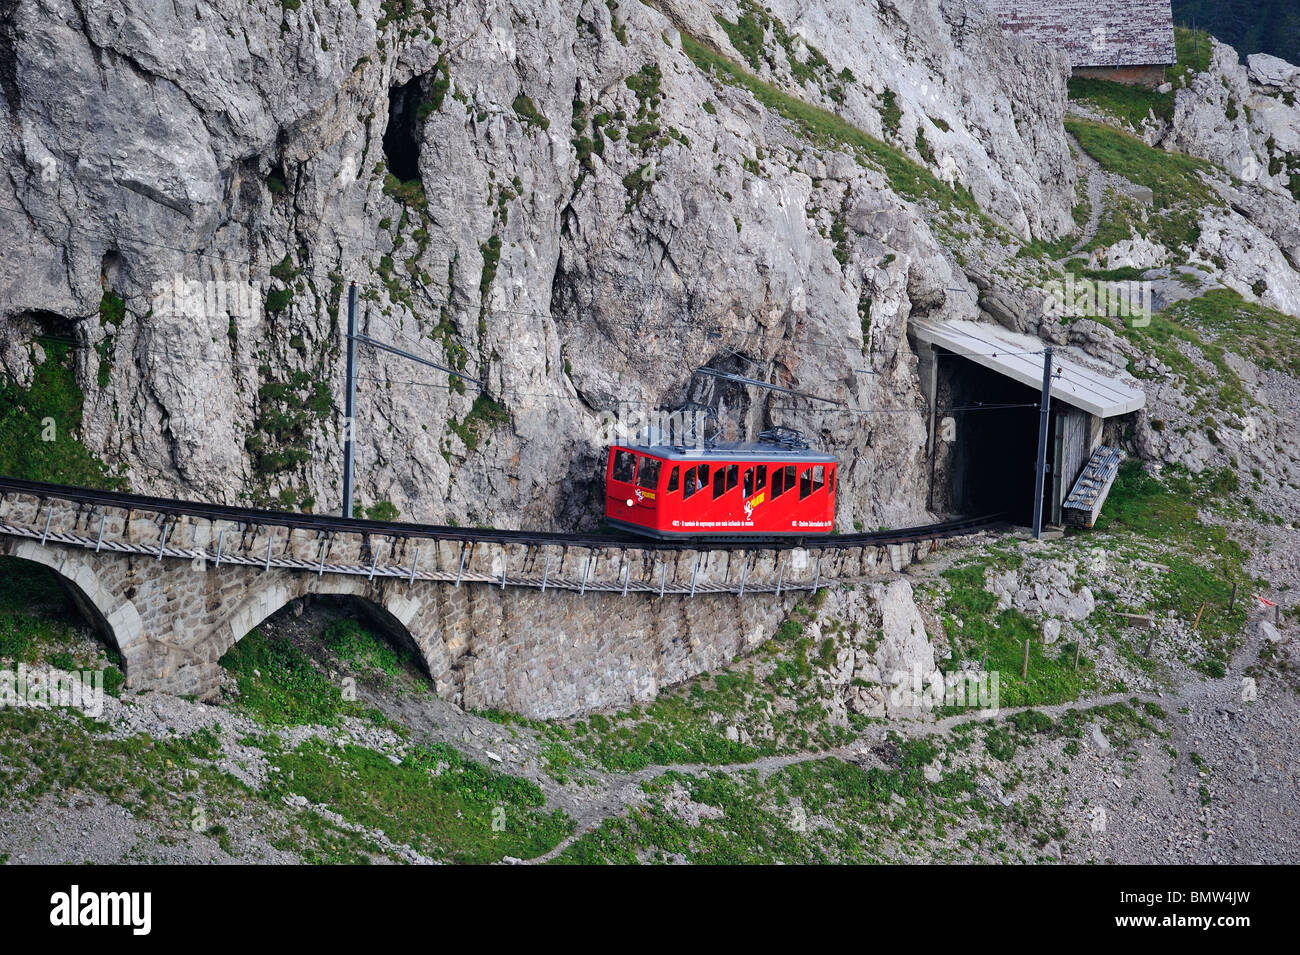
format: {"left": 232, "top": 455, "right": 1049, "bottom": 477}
{"left": 0, "top": 0, "right": 1077, "bottom": 530}
{"left": 1166, "top": 41, "right": 1300, "bottom": 315}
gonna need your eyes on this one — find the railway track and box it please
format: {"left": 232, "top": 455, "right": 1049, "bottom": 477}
{"left": 0, "top": 476, "right": 1006, "bottom": 553}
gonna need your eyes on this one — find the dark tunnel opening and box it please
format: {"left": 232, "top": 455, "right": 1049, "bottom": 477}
{"left": 934, "top": 351, "right": 1048, "bottom": 526}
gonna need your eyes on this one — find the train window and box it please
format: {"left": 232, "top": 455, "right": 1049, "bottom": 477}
{"left": 743, "top": 467, "right": 754, "bottom": 497}
{"left": 771, "top": 467, "right": 784, "bottom": 498}
{"left": 812, "top": 465, "right": 825, "bottom": 493}
{"left": 613, "top": 450, "right": 636, "bottom": 483}
{"left": 637, "top": 457, "right": 661, "bottom": 490}
{"left": 756, "top": 465, "right": 767, "bottom": 491}
{"left": 697, "top": 463, "right": 709, "bottom": 490}
{"left": 828, "top": 468, "right": 835, "bottom": 494}
{"left": 683, "top": 466, "right": 697, "bottom": 499}
{"left": 782, "top": 465, "right": 796, "bottom": 495}
{"left": 799, "top": 467, "right": 813, "bottom": 500}
{"left": 667, "top": 466, "right": 679, "bottom": 493}
{"left": 712, "top": 466, "right": 726, "bottom": 499}
{"left": 726, "top": 464, "right": 738, "bottom": 491}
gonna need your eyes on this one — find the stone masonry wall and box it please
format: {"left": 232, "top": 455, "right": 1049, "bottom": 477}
{"left": 0, "top": 489, "right": 932, "bottom": 717}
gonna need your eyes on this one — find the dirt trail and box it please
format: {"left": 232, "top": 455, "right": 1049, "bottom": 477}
{"left": 527, "top": 605, "right": 1281, "bottom": 864}
{"left": 1061, "top": 131, "right": 1108, "bottom": 263}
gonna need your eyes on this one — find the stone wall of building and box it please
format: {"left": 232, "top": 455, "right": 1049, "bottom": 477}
{"left": 1073, "top": 65, "right": 1169, "bottom": 88}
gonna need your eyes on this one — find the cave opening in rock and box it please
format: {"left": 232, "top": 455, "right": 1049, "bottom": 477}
{"left": 383, "top": 77, "right": 424, "bottom": 184}
{"left": 21, "top": 308, "right": 80, "bottom": 342}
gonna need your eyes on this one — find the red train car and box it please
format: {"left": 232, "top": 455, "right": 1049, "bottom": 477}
{"left": 605, "top": 438, "right": 837, "bottom": 539}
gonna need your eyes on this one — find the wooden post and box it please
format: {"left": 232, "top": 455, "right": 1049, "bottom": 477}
{"left": 1021, "top": 638, "right": 1030, "bottom": 680}
{"left": 1228, "top": 581, "right": 1237, "bottom": 614}
{"left": 1073, "top": 638, "right": 1081, "bottom": 670}
{"left": 1192, "top": 601, "right": 1206, "bottom": 633}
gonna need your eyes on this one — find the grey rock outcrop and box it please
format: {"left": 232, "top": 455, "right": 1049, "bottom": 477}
{"left": 1169, "top": 39, "right": 1300, "bottom": 196}
{"left": 0, "top": 0, "right": 1076, "bottom": 532}
{"left": 988, "top": 556, "right": 1096, "bottom": 622}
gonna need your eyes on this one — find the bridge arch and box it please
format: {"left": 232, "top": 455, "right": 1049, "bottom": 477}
{"left": 214, "top": 575, "right": 432, "bottom": 677}
{"left": 0, "top": 543, "right": 142, "bottom": 660}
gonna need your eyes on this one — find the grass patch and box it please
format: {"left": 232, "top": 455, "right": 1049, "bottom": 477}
{"left": 1118, "top": 301, "right": 1252, "bottom": 417}
{"left": 0, "top": 340, "right": 122, "bottom": 489}
{"left": 553, "top": 752, "right": 996, "bottom": 864}
{"left": 680, "top": 32, "right": 984, "bottom": 220}
{"left": 267, "top": 738, "right": 572, "bottom": 863}
{"left": 1069, "top": 76, "right": 1174, "bottom": 128}
{"left": 936, "top": 549, "right": 1091, "bottom": 708}
{"left": 219, "top": 628, "right": 349, "bottom": 727}
{"left": 1094, "top": 463, "right": 1249, "bottom": 674}
{"left": 1065, "top": 117, "right": 1220, "bottom": 256}
{"left": 1163, "top": 288, "right": 1300, "bottom": 381}
{"left": 0, "top": 707, "right": 246, "bottom": 827}
{"left": 322, "top": 618, "right": 415, "bottom": 683}
{"left": 447, "top": 392, "right": 510, "bottom": 453}
{"left": 511, "top": 94, "right": 550, "bottom": 130}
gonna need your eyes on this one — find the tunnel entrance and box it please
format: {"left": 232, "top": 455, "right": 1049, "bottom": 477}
{"left": 932, "top": 352, "right": 1044, "bottom": 525}
{"left": 914, "top": 317, "right": 1145, "bottom": 531}
{"left": 383, "top": 77, "right": 424, "bottom": 183}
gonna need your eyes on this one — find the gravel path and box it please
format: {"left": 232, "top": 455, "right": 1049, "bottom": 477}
{"left": 527, "top": 597, "right": 1297, "bottom": 863}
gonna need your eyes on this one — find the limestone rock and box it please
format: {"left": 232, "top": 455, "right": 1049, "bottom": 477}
{"left": 1247, "top": 54, "right": 1300, "bottom": 92}
{"left": 0, "top": 0, "right": 1078, "bottom": 533}
{"left": 1042, "top": 618, "right": 1061, "bottom": 645}
{"left": 871, "top": 578, "right": 935, "bottom": 680}
{"left": 988, "top": 557, "right": 1095, "bottom": 622}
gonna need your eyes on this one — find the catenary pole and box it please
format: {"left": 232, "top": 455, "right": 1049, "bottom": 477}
{"left": 1031, "top": 347, "right": 1053, "bottom": 539}
{"left": 343, "top": 281, "right": 358, "bottom": 518}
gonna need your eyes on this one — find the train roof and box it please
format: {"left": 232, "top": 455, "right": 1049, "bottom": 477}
{"left": 612, "top": 441, "right": 837, "bottom": 464}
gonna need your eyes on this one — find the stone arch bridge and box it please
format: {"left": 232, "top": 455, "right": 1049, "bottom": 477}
{"left": 0, "top": 478, "right": 994, "bottom": 718}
